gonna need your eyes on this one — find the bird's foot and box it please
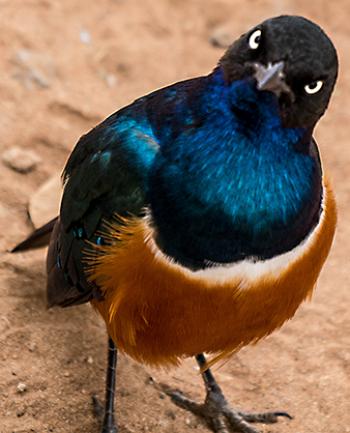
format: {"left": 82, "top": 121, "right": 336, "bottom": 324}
{"left": 92, "top": 395, "right": 118, "bottom": 433}
{"left": 163, "top": 386, "right": 292, "bottom": 433}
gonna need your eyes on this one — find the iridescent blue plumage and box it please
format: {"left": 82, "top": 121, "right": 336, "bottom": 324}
{"left": 57, "top": 65, "right": 322, "bottom": 297}
{"left": 145, "top": 69, "right": 321, "bottom": 267}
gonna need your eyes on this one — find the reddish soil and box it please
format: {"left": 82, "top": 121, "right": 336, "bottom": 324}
{"left": 0, "top": 1, "right": 349, "bottom": 433}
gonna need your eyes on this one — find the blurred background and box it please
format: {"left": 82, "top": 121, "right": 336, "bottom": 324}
{"left": 0, "top": 1, "right": 349, "bottom": 432}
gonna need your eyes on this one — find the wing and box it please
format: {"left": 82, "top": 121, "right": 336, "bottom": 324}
{"left": 47, "top": 74, "right": 209, "bottom": 307}
{"left": 47, "top": 101, "right": 160, "bottom": 307}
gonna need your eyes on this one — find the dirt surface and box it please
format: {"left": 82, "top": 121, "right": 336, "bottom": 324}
{"left": 1, "top": 1, "right": 349, "bottom": 432}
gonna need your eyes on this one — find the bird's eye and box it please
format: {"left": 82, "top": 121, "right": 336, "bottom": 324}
{"left": 304, "top": 80, "right": 324, "bottom": 95}
{"left": 248, "top": 29, "right": 262, "bottom": 50}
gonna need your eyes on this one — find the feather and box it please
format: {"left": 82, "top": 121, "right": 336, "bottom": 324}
{"left": 11, "top": 217, "right": 58, "bottom": 252}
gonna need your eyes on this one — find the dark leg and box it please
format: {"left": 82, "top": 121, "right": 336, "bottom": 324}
{"left": 164, "top": 353, "right": 292, "bottom": 433}
{"left": 93, "top": 337, "right": 118, "bottom": 433}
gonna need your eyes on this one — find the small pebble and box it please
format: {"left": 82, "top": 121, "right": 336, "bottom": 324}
{"left": 63, "top": 372, "right": 70, "bottom": 377}
{"left": 17, "top": 382, "right": 27, "bottom": 393}
{"left": 185, "top": 417, "right": 192, "bottom": 426}
{"left": 165, "top": 409, "right": 176, "bottom": 420}
{"left": 145, "top": 376, "right": 154, "bottom": 385}
{"left": 105, "top": 73, "right": 117, "bottom": 88}
{"left": 80, "top": 29, "right": 91, "bottom": 44}
{"left": 86, "top": 356, "right": 93, "bottom": 364}
{"left": 28, "top": 342, "right": 37, "bottom": 352}
{"left": 0, "top": 315, "right": 11, "bottom": 333}
{"left": 16, "top": 408, "right": 26, "bottom": 417}
{"left": 119, "top": 388, "right": 130, "bottom": 397}
{"left": 185, "top": 416, "right": 199, "bottom": 428}
{"left": 209, "top": 27, "right": 233, "bottom": 48}
{"left": 2, "top": 147, "right": 41, "bottom": 174}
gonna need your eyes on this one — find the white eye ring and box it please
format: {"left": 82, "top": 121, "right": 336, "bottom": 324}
{"left": 248, "top": 29, "right": 262, "bottom": 50}
{"left": 304, "top": 80, "right": 324, "bottom": 94}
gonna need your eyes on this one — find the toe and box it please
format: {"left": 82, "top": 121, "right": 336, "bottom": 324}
{"left": 209, "top": 413, "right": 230, "bottom": 433}
{"left": 238, "top": 410, "right": 293, "bottom": 424}
{"left": 165, "top": 389, "right": 203, "bottom": 415}
{"left": 224, "top": 410, "right": 260, "bottom": 433}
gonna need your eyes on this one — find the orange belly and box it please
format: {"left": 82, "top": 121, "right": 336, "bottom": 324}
{"left": 88, "top": 179, "right": 336, "bottom": 367}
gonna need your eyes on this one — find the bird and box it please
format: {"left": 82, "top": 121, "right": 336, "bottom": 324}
{"left": 13, "top": 14, "right": 338, "bottom": 433}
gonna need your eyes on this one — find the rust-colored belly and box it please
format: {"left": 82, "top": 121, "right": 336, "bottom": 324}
{"left": 90, "top": 180, "right": 336, "bottom": 367}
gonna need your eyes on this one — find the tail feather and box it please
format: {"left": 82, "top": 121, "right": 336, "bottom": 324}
{"left": 11, "top": 217, "right": 58, "bottom": 252}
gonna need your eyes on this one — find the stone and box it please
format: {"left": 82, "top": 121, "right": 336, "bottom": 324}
{"left": 28, "top": 342, "right": 37, "bottom": 352}
{"left": 209, "top": 27, "right": 234, "bottom": 48}
{"left": 29, "top": 173, "right": 62, "bottom": 228}
{"left": 16, "top": 408, "right": 26, "bottom": 417}
{"left": 2, "top": 147, "right": 41, "bottom": 173}
{"left": 80, "top": 29, "right": 92, "bottom": 44}
{"left": 16, "top": 382, "right": 27, "bottom": 393}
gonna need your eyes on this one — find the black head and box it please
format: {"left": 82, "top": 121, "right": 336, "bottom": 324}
{"left": 220, "top": 15, "right": 338, "bottom": 128}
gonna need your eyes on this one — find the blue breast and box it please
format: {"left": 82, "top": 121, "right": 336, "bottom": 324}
{"left": 148, "top": 69, "right": 322, "bottom": 269}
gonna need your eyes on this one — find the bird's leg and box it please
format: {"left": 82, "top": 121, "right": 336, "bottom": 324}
{"left": 164, "top": 353, "right": 292, "bottom": 433}
{"left": 93, "top": 337, "right": 118, "bottom": 433}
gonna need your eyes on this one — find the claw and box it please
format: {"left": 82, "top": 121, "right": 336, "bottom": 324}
{"left": 238, "top": 410, "right": 293, "bottom": 424}
{"left": 274, "top": 411, "right": 293, "bottom": 420}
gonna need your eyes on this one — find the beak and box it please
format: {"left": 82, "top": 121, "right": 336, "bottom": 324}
{"left": 252, "top": 61, "right": 293, "bottom": 99}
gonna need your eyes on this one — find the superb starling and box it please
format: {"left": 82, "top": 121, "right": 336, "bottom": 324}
{"left": 14, "top": 15, "right": 338, "bottom": 433}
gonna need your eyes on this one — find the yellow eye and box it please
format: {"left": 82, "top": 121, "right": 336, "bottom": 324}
{"left": 249, "top": 29, "right": 262, "bottom": 50}
{"left": 304, "top": 80, "right": 323, "bottom": 94}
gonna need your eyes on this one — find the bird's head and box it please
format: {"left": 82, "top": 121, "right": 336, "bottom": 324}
{"left": 219, "top": 15, "right": 338, "bottom": 129}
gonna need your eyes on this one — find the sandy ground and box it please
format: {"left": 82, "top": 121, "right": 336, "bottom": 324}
{"left": 1, "top": 1, "right": 349, "bottom": 432}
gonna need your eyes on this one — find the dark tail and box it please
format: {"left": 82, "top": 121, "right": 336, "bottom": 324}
{"left": 11, "top": 217, "right": 58, "bottom": 252}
